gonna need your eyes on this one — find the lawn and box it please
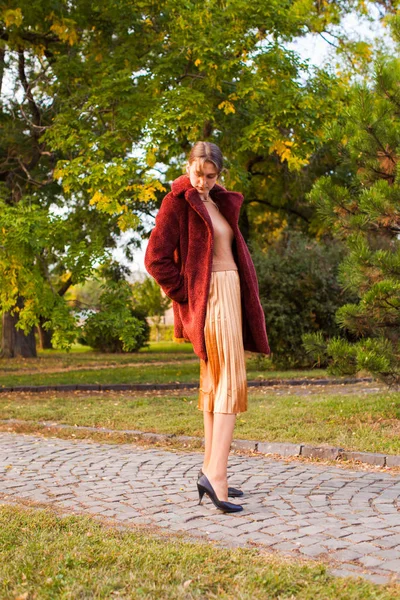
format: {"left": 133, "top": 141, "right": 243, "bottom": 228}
{"left": 1, "top": 504, "right": 399, "bottom": 599}
{"left": 0, "top": 342, "right": 331, "bottom": 386}
{"left": 1, "top": 385, "right": 399, "bottom": 455}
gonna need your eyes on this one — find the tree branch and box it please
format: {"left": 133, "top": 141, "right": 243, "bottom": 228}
{"left": 18, "top": 49, "right": 42, "bottom": 127}
{"left": 58, "top": 274, "right": 74, "bottom": 297}
{"left": 0, "top": 47, "right": 5, "bottom": 97}
{"left": 246, "top": 197, "right": 311, "bottom": 224}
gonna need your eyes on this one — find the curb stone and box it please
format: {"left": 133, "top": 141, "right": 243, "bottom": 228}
{"left": 339, "top": 451, "right": 387, "bottom": 467}
{"left": 301, "top": 445, "right": 343, "bottom": 460}
{"left": 0, "top": 376, "right": 374, "bottom": 394}
{"left": 1, "top": 418, "right": 399, "bottom": 468}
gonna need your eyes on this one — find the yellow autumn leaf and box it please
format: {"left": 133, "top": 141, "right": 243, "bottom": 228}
{"left": 50, "top": 18, "right": 78, "bottom": 46}
{"left": 217, "top": 101, "right": 236, "bottom": 115}
{"left": 269, "top": 139, "right": 294, "bottom": 161}
{"left": 287, "top": 155, "right": 309, "bottom": 171}
{"left": 53, "top": 166, "right": 64, "bottom": 179}
{"left": 60, "top": 272, "right": 72, "bottom": 282}
{"left": 3, "top": 8, "right": 23, "bottom": 27}
{"left": 194, "top": 58, "right": 201, "bottom": 66}
{"left": 117, "top": 212, "right": 139, "bottom": 232}
{"left": 269, "top": 140, "right": 309, "bottom": 171}
{"left": 89, "top": 191, "right": 106, "bottom": 206}
{"left": 35, "top": 44, "right": 46, "bottom": 57}
{"left": 146, "top": 151, "right": 156, "bottom": 168}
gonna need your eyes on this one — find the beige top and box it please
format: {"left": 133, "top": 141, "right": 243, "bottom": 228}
{"left": 202, "top": 199, "right": 238, "bottom": 272}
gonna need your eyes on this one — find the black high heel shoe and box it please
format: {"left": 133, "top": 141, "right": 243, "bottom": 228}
{"left": 197, "top": 474, "right": 243, "bottom": 513}
{"left": 198, "top": 468, "right": 244, "bottom": 498}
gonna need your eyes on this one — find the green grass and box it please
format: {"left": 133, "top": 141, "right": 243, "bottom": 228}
{"left": 0, "top": 343, "right": 329, "bottom": 386}
{"left": 1, "top": 387, "right": 399, "bottom": 455}
{"left": 1, "top": 504, "right": 399, "bottom": 599}
{"left": 0, "top": 362, "right": 201, "bottom": 385}
{"left": 0, "top": 343, "right": 196, "bottom": 374}
{"left": 0, "top": 365, "right": 328, "bottom": 387}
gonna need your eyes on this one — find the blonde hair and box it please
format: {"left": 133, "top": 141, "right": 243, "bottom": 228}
{"left": 187, "top": 141, "right": 224, "bottom": 175}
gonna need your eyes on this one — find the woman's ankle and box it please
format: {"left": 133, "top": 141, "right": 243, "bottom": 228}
{"left": 203, "top": 469, "right": 227, "bottom": 484}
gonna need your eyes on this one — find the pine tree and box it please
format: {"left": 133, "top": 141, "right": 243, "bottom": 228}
{"left": 303, "top": 17, "right": 400, "bottom": 387}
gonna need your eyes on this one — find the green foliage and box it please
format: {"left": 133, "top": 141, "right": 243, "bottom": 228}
{"left": 306, "top": 42, "right": 400, "bottom": 385}
{"left": 132, "top": 276, "right": 172, "bottom": 342}
{"left": 132, "top": 277, "right": 171, "bottom": 318}
{"left": 253, "top": 230, "right": 355, "bottom": 368}
{"left": 0, "top": 200, "right": 93, "bottom": 348}
{"left": 0, "top": 0, "right": 394, "bottom": 355}
{"left": 82, "top": 280, "right": 150, "bottom": 353}
{"left": 304, "top": 333, "right": 399, "bottom": 384}
{"left": 65, "top": 278, "right": 104, "bottom": 311}
{"left": 301, "top": 331, "right": 329, "bottom": 368}
{"left": 149, "top": 324, "right": 175, "bottom": 342}
{"left": 9, "top": 0, "right": 368, "bottom": 240}
{"left": 323, "top": 337, "right": 359, "bottom": 377}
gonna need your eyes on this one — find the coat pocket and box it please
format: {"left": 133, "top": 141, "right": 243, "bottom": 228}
{"left": 168, "top": 273, "right": 188, "bottom": 304}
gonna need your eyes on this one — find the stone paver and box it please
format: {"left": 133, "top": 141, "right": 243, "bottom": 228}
{"left": 1, "top": 432, "right": 400, "bottom": 586}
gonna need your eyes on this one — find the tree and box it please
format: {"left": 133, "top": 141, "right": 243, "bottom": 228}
{"left": 132, "top": 277, "right": 171, "bottom": 341}
{"left": 0, "top": 2, "right": 159, "bottom": 356}
{"left": 303, "top": 18, "right": 400, "bottom": 386}
{"left": 65, "top": 278, "right": 104, "bottom": 313}
{"left": 47, "top": 0, "right": 377, "bottom": 243}
{"left": 0, "top": 0, "right": 389, "bottom": 358}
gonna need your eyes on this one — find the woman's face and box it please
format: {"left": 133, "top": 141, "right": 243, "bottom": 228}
{"left": 187, "top": 159, "right": 219, "bottom": 195}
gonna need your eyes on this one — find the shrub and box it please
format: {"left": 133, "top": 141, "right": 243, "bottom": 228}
{"left": 252, "top": 230, "right": 358, "bottom": 368}
{"left": 149, "top": 324, "right": 174, "bottom": 342}
{"left": 82, "top": 281, "right": 150, "bottom": 353}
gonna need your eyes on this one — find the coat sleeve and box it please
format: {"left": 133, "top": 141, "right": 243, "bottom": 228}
{"left": 144, "top": 193, "right": 188, "bottom": 304}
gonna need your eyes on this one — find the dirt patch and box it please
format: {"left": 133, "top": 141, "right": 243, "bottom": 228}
{"left": 0, "top": 380, "right": 391, "bottom": 402}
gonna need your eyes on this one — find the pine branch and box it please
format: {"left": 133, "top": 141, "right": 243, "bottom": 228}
{"left": 378, "top": 79, "right": 400, "bottom": 113}
{"left": 366, "top": 125, "right": 397, "bottom": 168}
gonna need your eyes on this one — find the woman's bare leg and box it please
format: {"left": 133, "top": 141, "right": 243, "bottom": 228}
{"left": 202, "top": 410, "right": 214, "bottom": 470}
{"left": 203, "top": 413, "right": 236, "bottom": 502}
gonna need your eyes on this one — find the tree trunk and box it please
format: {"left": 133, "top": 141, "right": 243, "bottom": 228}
{"left": 1, "top": 299, "right": 37, "bottom": 358}
{"left": 37, "top": 316, "right": 53, "bottom": 350}
{"left": 238, "top": 204, "right": 250, "bottom": 244}
{"left": 0, "top": 48, "right": 5, "bottom": 97}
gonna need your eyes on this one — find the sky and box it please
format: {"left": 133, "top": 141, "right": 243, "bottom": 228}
{"left": 118, "top": 7, "right": 390, "bottom": 280}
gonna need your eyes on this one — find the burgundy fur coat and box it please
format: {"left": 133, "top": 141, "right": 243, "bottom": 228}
{"left": 144, "top": 174, "right": 270, "bottom": 361}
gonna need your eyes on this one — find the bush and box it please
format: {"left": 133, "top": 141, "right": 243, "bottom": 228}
{"left": 252, "top": 230, "right": 358, "bottom": 368}
{"left": 149, "top": 324, "right": 174, "bottom": 342}
{"left": 82, "top": 281, "right": 150, "bottom": 353}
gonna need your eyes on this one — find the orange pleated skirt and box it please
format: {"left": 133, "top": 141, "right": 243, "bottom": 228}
{"left": 198, "top": 270, "right": 248, "bottom": 414}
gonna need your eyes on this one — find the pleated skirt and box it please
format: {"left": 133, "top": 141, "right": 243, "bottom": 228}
{"left": 198, "top": 270, "right": 248, "bottom": 414}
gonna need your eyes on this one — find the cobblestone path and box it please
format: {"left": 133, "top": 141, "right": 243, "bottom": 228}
{"left": 1, "top": 432, "right": 400, "bottom": 586}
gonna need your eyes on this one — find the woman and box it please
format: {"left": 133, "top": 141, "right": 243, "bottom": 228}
{"left": 144, "top": 141, "right": 270, "bottom": 513}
